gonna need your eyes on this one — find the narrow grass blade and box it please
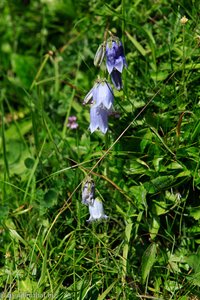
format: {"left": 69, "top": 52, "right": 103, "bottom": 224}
{"left": 126, "top": 30, "right": 146, "bottom": 56}
{"left": 122, "top": 221, "right": 133, "bottom": 284}
{"left": 97, "top": 280, "right": 117, "bottom": 300}
{"left": 9, "top": 228, "right": 28, "bottom": 246}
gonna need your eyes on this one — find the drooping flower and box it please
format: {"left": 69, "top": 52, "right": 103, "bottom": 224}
{"left": 83, "top": 79, "right": 114, "bottom": 134}
{"left": 83, "top": 80, "right": 114, "bottom": 110}
{"left": 93, "top": 80, "right": 114, "bottom": 110}
{"left": 87, "top": 198, "right": 108, "bottom": 222}
{"left": 110, "top": 69, "right": 123, "bottom": 90}
{"left": 67, "top": 116, "right": 78, "bottom": 129}
{"left": 82, "top": 176, "right": 95, "bottom": 206}
{"left": 89, "top": 105, "right": 109, "bottom": 134}
{"left": 106, "top": 37, "right": 127, "bottom": 74}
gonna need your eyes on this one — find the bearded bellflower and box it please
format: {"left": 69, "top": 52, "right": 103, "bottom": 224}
{"left": 84, "top": 80, "right": 114, "bottom": 110}
{"left": 93, "top": 80, "right": 113, "bottom": 110}
{"left": 83, "top": 79, "right": 114, "bottom": 134}
{"left": 105, "top": 37, "right": 127, "bottom": 75}
{"left": 87, "top": 197, "right": 108, "bottom": 222}
{"left": 82, "top": 176, "right": 95, "bottom": 206}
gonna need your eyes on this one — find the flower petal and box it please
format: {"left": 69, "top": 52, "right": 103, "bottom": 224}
{"left": 110, "top": 69, "right": 123, "bottom": 90}
{"left": 94, "top": 81, "right": 114, "bottom": 110}
{"left": 89, "top": 106, "right": 108, "bottom": 134}
{"left": 87, "top": 198, "right": 108, "bottom": 222}
{"left": 105, "top": 37, "right": 127, "bottom": 74}
{"left": 114, "top": 56, "right": 124, "bottom": 73}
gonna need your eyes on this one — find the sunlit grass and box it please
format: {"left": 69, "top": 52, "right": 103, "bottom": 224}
{"left": 1, "top": 0, "right": 200, "bottom": 299}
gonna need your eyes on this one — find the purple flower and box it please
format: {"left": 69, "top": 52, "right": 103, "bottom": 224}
{"left": 93, "top": 81, "right": 114, "bottom": 110}
{"left": 106, "top": 37, "right": 127, "bottom": 74}
{"left": 87, "top": 198, "right": 108, "bottom": 222}
{"left": 89, "top": 106, "right": 109, "bottom": 134}
{"left": 67, "top": 116, "right": 78, "bottom": 129}
{"left": 83, "top": 80, "right": 114, "bottom": 110}
{"left": 83, "top": 79, "right": 114, "bottom": 134}
{"left": 110, "top": 69, "right": 123, "bottom": 90}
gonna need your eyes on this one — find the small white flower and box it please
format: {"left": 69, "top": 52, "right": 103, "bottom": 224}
{"left": 87, "top": 198, "right": 108, "bottom": 222}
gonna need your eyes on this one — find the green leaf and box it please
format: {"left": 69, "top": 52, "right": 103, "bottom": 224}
{"left": 9, "top": 228, "right": 28, "bottom": 246}
{"left": 140, "top": 128, "right": 152, "bottom": 153}
{"left": 126, "top": 31, "right": 147, "bottom": 56}
{"left": 152, "top": 200, "right": 168, "bottom": 215}
{"left": 17, "top": 277, "right": 38, "bottom": 292}
{"left": 187, "top": 247, "right": 200, "bottom": 286}
{"left": 144, "top": 175, "right": 174, "bottom": 194}
{"left": 126, "top": 160, "right": 149, "bottom": 175}
{"left": 190, "top": 207, "right": 200, "bottom": 220}
{"left": 42, "top": 189, "right": 58, "bottom": 208}
{"left": 141, "top": 243, "right": 157, "bottom": 283}
{"left": 0, "top": 205, "right": 9, "bottom": 222}
{"left": 191, "top": 120, "right": 200, "bottom": 142}
{"left": 149, "top": 216, "right": 160, "bottom": 240}
{"left": 150, "top": 70, "right": 169, "bottom": 81}
{"left": 151, "top": 175, "right": 174, "bottom": 189}
{"left": 130, "top": 185, "right": 147, "bottom": 209}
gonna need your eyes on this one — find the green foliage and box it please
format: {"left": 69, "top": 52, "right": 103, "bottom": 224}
{"left": 1, "top": 0, "right": 200, "bottom": 299}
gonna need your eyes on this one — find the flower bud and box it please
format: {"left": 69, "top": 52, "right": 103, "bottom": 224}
{"left": 82, "top": 176, "right": 95, "bottom": 206}
{"left": 83, "top": 86, "right": 95, "bottom": 105}
{"left": 94, "top": 43, "right": 106, "bottom": 67}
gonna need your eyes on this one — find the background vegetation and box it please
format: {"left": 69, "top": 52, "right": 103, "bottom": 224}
{"left": 1, "top": 0, "right": 200, "bottom": 299}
